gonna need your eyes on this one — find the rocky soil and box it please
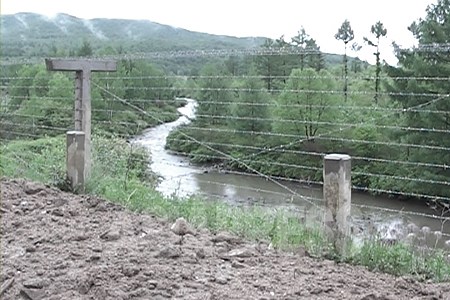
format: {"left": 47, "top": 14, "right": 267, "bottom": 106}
{"left": 1, "top": 178, "right": 449, "bottom": 299}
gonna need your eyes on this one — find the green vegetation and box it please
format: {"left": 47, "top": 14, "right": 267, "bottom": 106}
{"left": 1, "top": 60, "right": 180, "bottom": 139}
{"left": 166, "top": 0, "right": 450, "bottom": 208}
{"left": 1, "top": 135, "right": 449, "bottom": 281}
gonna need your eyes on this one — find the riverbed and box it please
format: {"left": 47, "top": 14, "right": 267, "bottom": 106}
{"left": 132, "top": 98, "right": 450, "bottom": 247}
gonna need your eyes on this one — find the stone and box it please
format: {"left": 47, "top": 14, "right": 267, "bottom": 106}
{"left": 122, "top": 264, "right": 140, "bottom": 277}
{"left": 23, "top": 278, "right": 48, "bottom": 289}
{"left": 196, "top": 248, "right": 206, "bottom": 259}
{"left": 70, "top": 234, "right": 90, "bottom": 242}
{"left": 211, "top": 231, "right": 242, "bottom": 244}
{"left": 231, "top": 261, "right": 247, "bottom": 269}
{"left": 170, "top": 218, "right": 195, "bottom": 236}
{"left": 156, "top": 246, "right": 181, "bottom": 259}
{"left": 99, "top": 227, "right": 121, "bottom": 241}
{"left": 227, "top": 247, "right": 256, "bottom": 258}
{"left": 20, "top": 288, "right": 46, "bottom": 300}
{"left": 148, "top": 280, "right": 158, "bottom": 290}
{"left": 24, "top": 182, "right": 45, "bottom": 195}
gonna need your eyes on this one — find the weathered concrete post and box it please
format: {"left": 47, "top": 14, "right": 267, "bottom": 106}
{"left": 66, "top": 131, "right": 85, "bottom": 189}
{"left": 45, "top": 59, "right": 116, "bottom": 187}
{"left": 323, "top": 154, "right": 351, "bottom": 255}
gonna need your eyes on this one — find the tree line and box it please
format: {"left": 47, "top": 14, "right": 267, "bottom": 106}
{"left": 167, "top": 0, "right": 450, "bottom": 206}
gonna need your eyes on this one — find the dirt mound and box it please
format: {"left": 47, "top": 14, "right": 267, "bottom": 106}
{"left": 1, "top": 178, "right": 449, "bottom": 299}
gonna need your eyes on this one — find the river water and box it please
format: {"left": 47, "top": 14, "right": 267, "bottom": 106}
{"left": 133, "top": 98, "right": 450, "bottom": 247}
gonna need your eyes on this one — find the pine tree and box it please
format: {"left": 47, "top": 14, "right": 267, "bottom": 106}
{"left": 335, "top": 20, "right": 355, "bottom": 101}
{"left": 364, "top": 21, "right": 387, "bottom": 104}
{"left": 386, "top": 0, "right": 450, "bottom": 201}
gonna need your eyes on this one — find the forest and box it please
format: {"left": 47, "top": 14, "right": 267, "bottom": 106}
{"left": 1, "top": 0, "right": 449, "bottom": 206}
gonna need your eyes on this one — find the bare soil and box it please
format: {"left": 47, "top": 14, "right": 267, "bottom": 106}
{"left": 1, "top": 178, "right": 449, "bottom": 300}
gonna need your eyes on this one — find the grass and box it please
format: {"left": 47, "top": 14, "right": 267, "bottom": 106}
{"left": 1, "top": 135, "right": 449, "bottom": 282}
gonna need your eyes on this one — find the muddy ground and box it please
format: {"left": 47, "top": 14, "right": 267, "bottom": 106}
{"left": 1, "top": 178, "right": 449, "bottom": 300}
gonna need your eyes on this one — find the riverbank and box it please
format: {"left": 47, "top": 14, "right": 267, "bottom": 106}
{"left": 1, "top": 135, "right": 450, "bottom": 284}
{"left": 3, "top": 178, "right": 450, "bottom": 299}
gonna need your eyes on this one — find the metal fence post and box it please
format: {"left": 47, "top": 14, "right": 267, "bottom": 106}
{"left": 323, "top": 154, "right": 351, "bottom": 255}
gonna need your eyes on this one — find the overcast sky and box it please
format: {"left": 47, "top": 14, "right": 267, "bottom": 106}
{"left": 1, "top": 0, "right": 435, "bottom": 65}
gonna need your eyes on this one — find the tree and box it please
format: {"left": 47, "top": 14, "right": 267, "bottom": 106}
{"left": 385, "top": 0, "right": 450, "bottom": 202}
{"left": 254, "top": 38, "right": 281, "bottom": 91}
{"left": 291, "top": 28, "right": 311, "bottom": 71}
{"left": 230, "top": 69, "right": 271, "bottom": 133}
{"left": 77, "top": 39, "right": 93, "bottom": 57}
{"left": 196, "top": 63, "right": 233, "bottom": 126}
{"left": 306, "top": 38, "right": 325, "bottom": 72}
{"left": 274, "top": 68, "right": 338, "bottom": 141}
{"left": 335, "top": 19, "right": 355, "bottom": 101}
{"left": 350, "top": 42, "right": 363, "bottom": 73}
{"left": 275, "top": 35, "right": 291, "bottom": 86}
{"left": 364, "top": 21, "right": 387, "bottom": 104}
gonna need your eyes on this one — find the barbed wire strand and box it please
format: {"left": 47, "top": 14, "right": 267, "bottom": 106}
{"left": 92, "top": 81, "right": 326, "bottom": 210}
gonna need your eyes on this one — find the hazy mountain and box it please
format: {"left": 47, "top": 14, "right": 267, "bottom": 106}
{"left": 1, "top": 12, "right": 265, "bottom": 57}
{"left": 1, "top": 12, "right": 367, "bottom": 74}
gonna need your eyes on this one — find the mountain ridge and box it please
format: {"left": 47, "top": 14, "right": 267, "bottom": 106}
{"left": 1, "top": 12, "right": 266, "bottom": 57}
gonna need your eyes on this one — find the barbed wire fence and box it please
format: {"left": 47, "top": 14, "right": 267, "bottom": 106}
{"left": 1, "top": 47, "right": 449, "bottom": 247}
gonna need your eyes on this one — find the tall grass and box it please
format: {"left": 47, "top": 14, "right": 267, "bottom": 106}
{"left": 1, "top": 135, "right": 449, "bottom": 281}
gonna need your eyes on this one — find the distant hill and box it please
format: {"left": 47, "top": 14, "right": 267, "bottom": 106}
{"left": 1, "top": 13, "right": 367, "bottom": 73}
{"left": 1, "top": 13, "right": 265, "bottom": 57}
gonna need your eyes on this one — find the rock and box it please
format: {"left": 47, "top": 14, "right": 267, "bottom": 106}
{"left": 20, "top": 288, "right": 46, "bottom": 300}
{"left": 77, "top": 275, "right": 94, "bottom": 295}
{"left": 25, "top": 246, "right": 36, "bottom": 253}
{"left": 211, "top": 231, "right": 242, "bottom": 244}
{"left": 148, "top": 280, "right": 158, "bottom": 290}
{"left": 24, "top": 182, "right": 45, "bottom": 195}
{"left": 23, "top": 278, "right": 48, "bottom": 289}
{"left": 227, "top": 247, "right": 256, "bottom": 258}
{"left": 70, "top": 234, "right": 90, "bottom": 242}
{"left": 50, "top": 208, "right": 64, "bottom": 217}
{"left": 156, "top": 246, "right": 181, "bottom": 259}
{"left": 122, "top": 264, "right": 140, "bottom": 277}
{"left": 196, "top": 248, "right": 206, "bottom": 259}
{"left": 215, "top": 276, "right": 229, "bottom": 285}
{"left": 170, "top": 218, "right": 195, "bottom": 236}
{"left": 99, "top": 227, "right": 121, "bottom": 241}
{"left": 231, "top": 261, "right": 247, "bottom": 269}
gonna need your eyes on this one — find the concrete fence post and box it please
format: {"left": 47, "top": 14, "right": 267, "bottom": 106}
{"left": 66, "top": 131, "right": 86, "bottom": 190}
{"left": 323, "top": 154, "right": 351, "bottom": 255}
{"left": 45, "top": 59, "right": 117, "bottom": 188}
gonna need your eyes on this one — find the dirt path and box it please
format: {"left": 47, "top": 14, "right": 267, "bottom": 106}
{"left": 1, "top": 178, "right": 449, "bottom": 300}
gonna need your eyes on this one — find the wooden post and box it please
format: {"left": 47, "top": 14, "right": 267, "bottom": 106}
{"left": 45, "top": 59, "right": 116, "bottom": 185}
{"left": 323, "top": 154, "right": 351, "bottom": 255}
{"left": 66, "top": 131, "right": 85, "bottom": 189}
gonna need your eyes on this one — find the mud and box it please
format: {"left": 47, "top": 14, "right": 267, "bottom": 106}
{"left": 1, "top": 178, "right": 449, "bottom": 299}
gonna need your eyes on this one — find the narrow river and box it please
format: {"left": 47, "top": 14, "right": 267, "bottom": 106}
{"left": 133, "top": 98, "right": 450, "bottom": 247}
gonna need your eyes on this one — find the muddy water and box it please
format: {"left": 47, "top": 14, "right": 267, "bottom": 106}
{"left": 133, "top": 99, "right": 450, "bottom": 247}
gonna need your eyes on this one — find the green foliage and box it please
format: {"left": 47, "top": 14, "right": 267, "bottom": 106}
{"left": 335, "top": 19, "right": 355, "bottom": 101}
{"left": 229, "top": 71, "right": 271, "bottom": 133}
{"left": 351, "top": 240, "right": 450, "bottom": 281}
{"left": 274, "top": 68, "right": 339, "bottom": 140}
{"left": 1, "top": 60, "right": 180, "bottom": 139}
{"left": 364, "top": 21, "right": 388, "bottom": 103}
{"left": 385, "top": 0, "right": 450, "bottom": 202}
{"left": 335, "top": 19, "right": 355, "bottom": 45}
{"left": 77, "top": 39, "right": 94, "bottom": 57}
{"left": 196, "top": 63, "right": 233, "bottom": 126}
